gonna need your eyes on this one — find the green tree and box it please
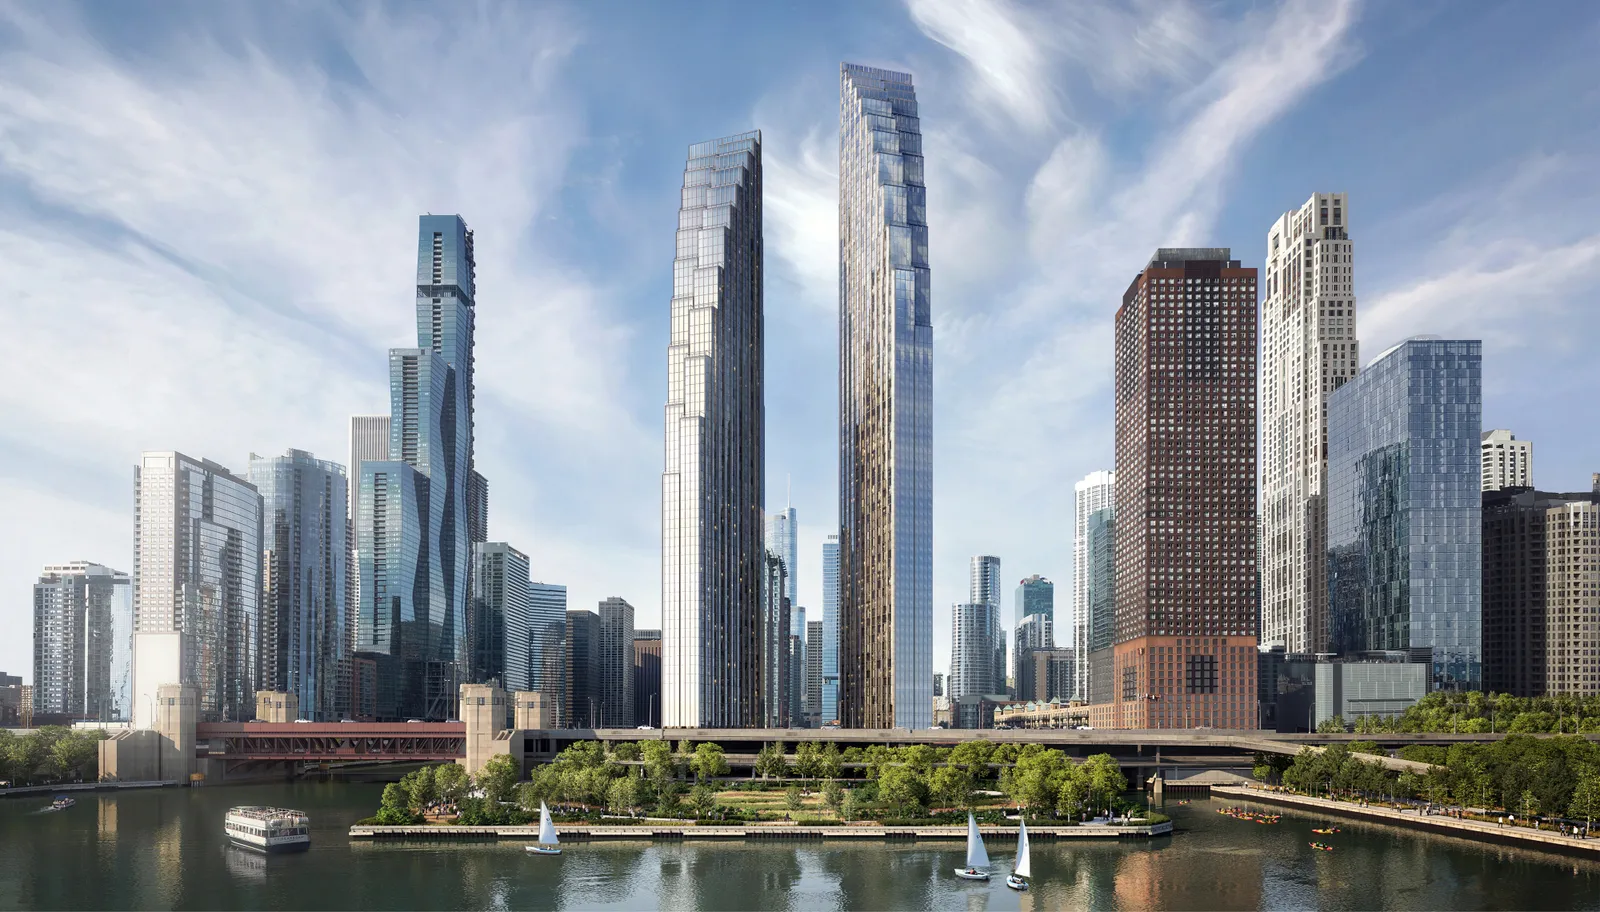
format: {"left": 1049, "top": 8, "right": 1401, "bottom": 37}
{"left": 785, "top": 785, "right": 803, "bottom": 811}
{"left": 863, "top": 745, "right": 895, "bottom": 780}
{"left": 755, "top": 742, "right": 788, "bottom": 779}
{"left": 433, "top": 761, "right": 470, "bottom": 803}
{"left": 948, "top": 740, "right": 994, "bottom": 783}
{"left": 822, "top": 778, "right": 844, "bottom": 813}
{"left": 48, "top": 731, "right": 101, "bottom": 782}
{"left": 406, "top": 766, "right": 439, "bottom": 811}
{"left": 607, "top": 776, "right": 640, "bottom": 815}
{"left": 642, "top": 739, "right": 677, "bottom": 784}
{"left": 655, "top": 782, "right": 684, "bottom": 817}
{"left": 377, "top": 782, "right": 417, "bottom": 824}
{"left": 1569, "top": 776, "right": 1600, "bottom": 828}
{"left": 794, "top": 742, "right": 820, "bottom": 780}
{"left": 840, "top": 788, "right": 865, "bottom": 822}
{"left": 1522, "top": 789, "right": 1542, "bottom": 819}
{"left": 930, "top": 765, "right": 973, "bottom": 809}
{"left": 689, "top": 783, "right": 716, "bottom": 818}
{"left": 1316, "top": 715, "right": 1349, "bottom": 734}
{"left": 878, "top": 765, "right": 927, "bottom": 817}
{"left": 1083, "top": 754, "right": 1127, "bottom": 817}
{"left": 692, "top": 743, "right": 729, "bottom": 782}
{"left": 477, "top": 754, "right": 521, "bottom": 806}
{"left": 1003, "top": 748, "right": 1070, "bottom": 813}
{"left": 609, "top": 741, "right": 641, "bottom": 762}
{"left": 900, "top": 744, "right": 937, "bottom": 777}
{"left": 1057, "top": 767, "right": 1091, "bottom": 820}
{"left": 818, "top": 742, "right": 843, "bottom": 780}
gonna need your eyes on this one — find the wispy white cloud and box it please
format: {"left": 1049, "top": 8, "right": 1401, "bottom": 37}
{"left": 907, "top": 0, "right": 1059, "bottom": 132}
{"left": 0, "top": 2, "right": 662, "bottom": 671}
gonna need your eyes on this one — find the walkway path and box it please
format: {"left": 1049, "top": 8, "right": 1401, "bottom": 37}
{"left": 1212, "top": 784, "right": 1600, "bottom": 856}
{"left": 350, "top": 821, "right": 1174, "bottom": 841}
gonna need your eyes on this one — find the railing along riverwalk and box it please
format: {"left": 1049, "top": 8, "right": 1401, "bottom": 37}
{"left": 349, "top": 821, "right": 1174, "bottom": 841}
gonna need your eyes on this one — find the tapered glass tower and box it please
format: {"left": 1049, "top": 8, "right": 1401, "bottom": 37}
{"left": 838, "top": 63, "right": 932, "bottom": 730}
{"left": 662, "top": 131, "right": 765, "bottom": 728}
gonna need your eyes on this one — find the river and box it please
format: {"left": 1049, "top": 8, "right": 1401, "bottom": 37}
{"left": 3, "top": 782, "right": 1599, "bottom": 910}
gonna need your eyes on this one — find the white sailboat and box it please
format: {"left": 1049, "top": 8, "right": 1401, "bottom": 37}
{"left": 953, "top": 812, "right": 991, "bottom": 880}
{"left": 1006, "top": 818, "right": 1031, "bottom": 891}
{"left": 525, "top": 802, "right": 562, "bottom": 855}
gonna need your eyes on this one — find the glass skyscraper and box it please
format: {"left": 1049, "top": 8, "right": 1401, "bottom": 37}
{"left": 529, "top": 582, "right": 567, "bottom": 721}
{"left": 838, "top": 63, "right": 932, "bottom": 730}
{"left": 359, "top": 215, "right": 479, "bottom": 720}
{"left": 1328, "top": 337, "right": 1483, "bottom": 690}
{"left": 821, "top": 534, "right": 840, "bottom": 725}
{"left": 32, "top": 562, "right": 129, "bottom": 720}
{"left": 249, "top": 449, "right": 349, "bottom": 721}
{"left": 768, "top": 506, "right": 799, "bottom": 621}
{"left": 356, "top": 460, "right": 434, "bottom": 720}
{"left": 469, "top": 542, "right": 532, "bottom": 692}
{"left": 133, "top": 451, "right": 263, "bottom": 724}
{"left": 661, "top": 131, "right": 765, "bottom": 728}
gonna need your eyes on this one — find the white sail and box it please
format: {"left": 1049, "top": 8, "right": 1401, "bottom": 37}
{"left": 538, "top": 802, "right": 559, "bottom": 846}
{"left": 1014, "top": 819, "right": 1031, "bottom": 878}
{"left": 965, "top": 813, "right": 990, "bottom": 869}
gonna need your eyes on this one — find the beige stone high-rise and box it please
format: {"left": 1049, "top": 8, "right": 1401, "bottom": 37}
{"left": 1481, "top": 429, "right": 1532, "bottom": 491}
{"left": 1259, "top": 193, "right": 1355, "bottom": 654}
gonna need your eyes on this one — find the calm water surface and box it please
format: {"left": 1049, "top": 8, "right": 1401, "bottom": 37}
{"left": 3, "top": 782, "right": 1598, "bottom": 910}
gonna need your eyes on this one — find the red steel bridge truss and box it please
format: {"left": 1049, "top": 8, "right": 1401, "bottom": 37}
{"left": 197, "top": 722, "right": 465, "bottom": 774}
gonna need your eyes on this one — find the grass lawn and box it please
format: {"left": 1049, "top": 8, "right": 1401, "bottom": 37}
{"left": 714, "top": 789, "right": 840, "bottom": 820}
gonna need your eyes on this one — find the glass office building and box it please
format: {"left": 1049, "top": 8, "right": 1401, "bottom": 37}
{"left": 821, "top": 534, "right": 840, "bottom": 725}
{"left": 469, "top": 542, "right": 532, "bottom": 692}
{"left": 134, "top": 451, "right": 263, "bottom": 723}
{"left": 32, "top": 562, "right": 130, "bottom": 720}
{"left": 838, "top": 63, "right": 932, "bottom": 730}
{"left": 358, "top": 215, "right": 479, "bottom": 720}
{"left": 249, "top": 450, "right": 349, "bottom": 721}
{"left": 1327, "top": 338, "right": 1482, "bottom": 690}
{"left": 356, "top": 461, "right": 436, "bottom": 720}
{"left": 661, "top": 131, "right": 765, "bottom": 728}
{"left": 529, "top": 582, "right": 567, "bottom": 720}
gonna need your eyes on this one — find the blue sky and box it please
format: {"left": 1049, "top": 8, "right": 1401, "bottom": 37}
{"left": 2, "top": 0, "right": 1598, "bottom": 681}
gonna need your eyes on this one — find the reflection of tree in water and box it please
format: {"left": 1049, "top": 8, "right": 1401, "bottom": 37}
{"left": 817, "top": 843, "right": 946, "bottom": 911}
{"left": 679, "top": 842, "right": 803, "bottom": 910}
{"left": 553, "top": 842, "right": 652, "bottom": 905}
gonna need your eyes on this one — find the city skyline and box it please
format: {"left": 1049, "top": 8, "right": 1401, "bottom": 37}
{"left": 4, "top": 1, "right": 1600, "bottom": 686}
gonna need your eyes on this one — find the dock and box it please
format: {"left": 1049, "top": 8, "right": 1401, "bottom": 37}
{"left": 349, "top": 821, "right": 1174, "bottom": 841}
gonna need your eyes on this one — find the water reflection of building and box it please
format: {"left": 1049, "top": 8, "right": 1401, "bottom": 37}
{"left": 96, "top": 796, "right": 117, "bottom": 841}
{"left": 1114, "top": 845, "right": 1262, "bottom": 910}
{"left": 223, "top": 845, "right": 269, "bottom": 882}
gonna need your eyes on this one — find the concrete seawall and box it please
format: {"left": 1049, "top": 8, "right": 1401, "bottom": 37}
{"left": 1211, "top": 785, "right": 1600, "bottom": 857}
{"left": 349, "top": 821, "right": 1174, "bottom": 841}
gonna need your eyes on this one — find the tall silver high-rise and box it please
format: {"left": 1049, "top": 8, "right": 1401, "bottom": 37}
{"left": 348, "top": 415, "right": 390, "bottom": 646}
{"left": 358, "top": 215, "right": 479, "bottom": 720}
{"left": 32, "top": 562, "right": 129, "bottom": 720}
{"left": 1260, "top": 193, "right": 1354, "bottom": 654}
{"left": 821, "top": 534, "right": 840, "bottom": 725}
{"left": 1071, "top": 470, "right": 1113, "bottom": 701}
{"left": 133, "top": 451, "right": 262, "bottom": 724}
{"left": 838, "top": 63, "right": 932, "bottom": 730}
{"left": 969, "top": 556, "right": 1005, "bottom": 694}
{"left": 661, "top": 131, "right": 765, "bottom": 728}
{"left": 768, "top": 505, "right": 799, "bottom": 619}
{"left": 249, "top": 449, "right": 349, "bottom": 721}
{"left": 469, "top": 542, "right": 531, "bottom": 691}
{"left": 529, "top": 582, "right": 567, "bottom": 721}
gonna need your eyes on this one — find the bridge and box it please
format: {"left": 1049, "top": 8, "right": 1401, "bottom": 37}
{"left": 194, "top": 722, "right": 465, "bottom": 775}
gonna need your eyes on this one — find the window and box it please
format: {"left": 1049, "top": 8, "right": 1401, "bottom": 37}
{"left": 1186, "top": 655, "right": 1218, "bottom": 694}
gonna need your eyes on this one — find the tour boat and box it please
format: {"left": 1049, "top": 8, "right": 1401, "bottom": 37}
{"left": 953, "top": 813, "right": 990, "bottom": 880}
{"left": 224, "top": 806, "right": 311, "bottom": 853}
{"left": 525, "top": 802, "right": 561, "bottom": 856}
{"left": 1005, "top": 819, "right": 1031, "bottom": 891}
{"left": 49, "top": 795, "right": 76, "bottom": 811}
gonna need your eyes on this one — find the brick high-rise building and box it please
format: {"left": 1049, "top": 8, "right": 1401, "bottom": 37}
{"left": 1103, "top": 248, "right": 1258, "bottom": 730}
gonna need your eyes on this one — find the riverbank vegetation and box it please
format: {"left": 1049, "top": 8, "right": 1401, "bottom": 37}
{"left": 1320, "top": 692, "right": 1600, "bottom": 734}
{"left": 367, "top": 741, "right": 1160, "bottom": 827}
{"left": 1256, "top": 736, "right": 1600, "bottom": 829}
{"left": 0, "top": 727, "right": 106, "bottom": 787}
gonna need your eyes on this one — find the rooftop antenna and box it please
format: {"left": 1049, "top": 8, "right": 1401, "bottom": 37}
{"left": 786, "top": 474, "right": 791, "bottom": 510}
